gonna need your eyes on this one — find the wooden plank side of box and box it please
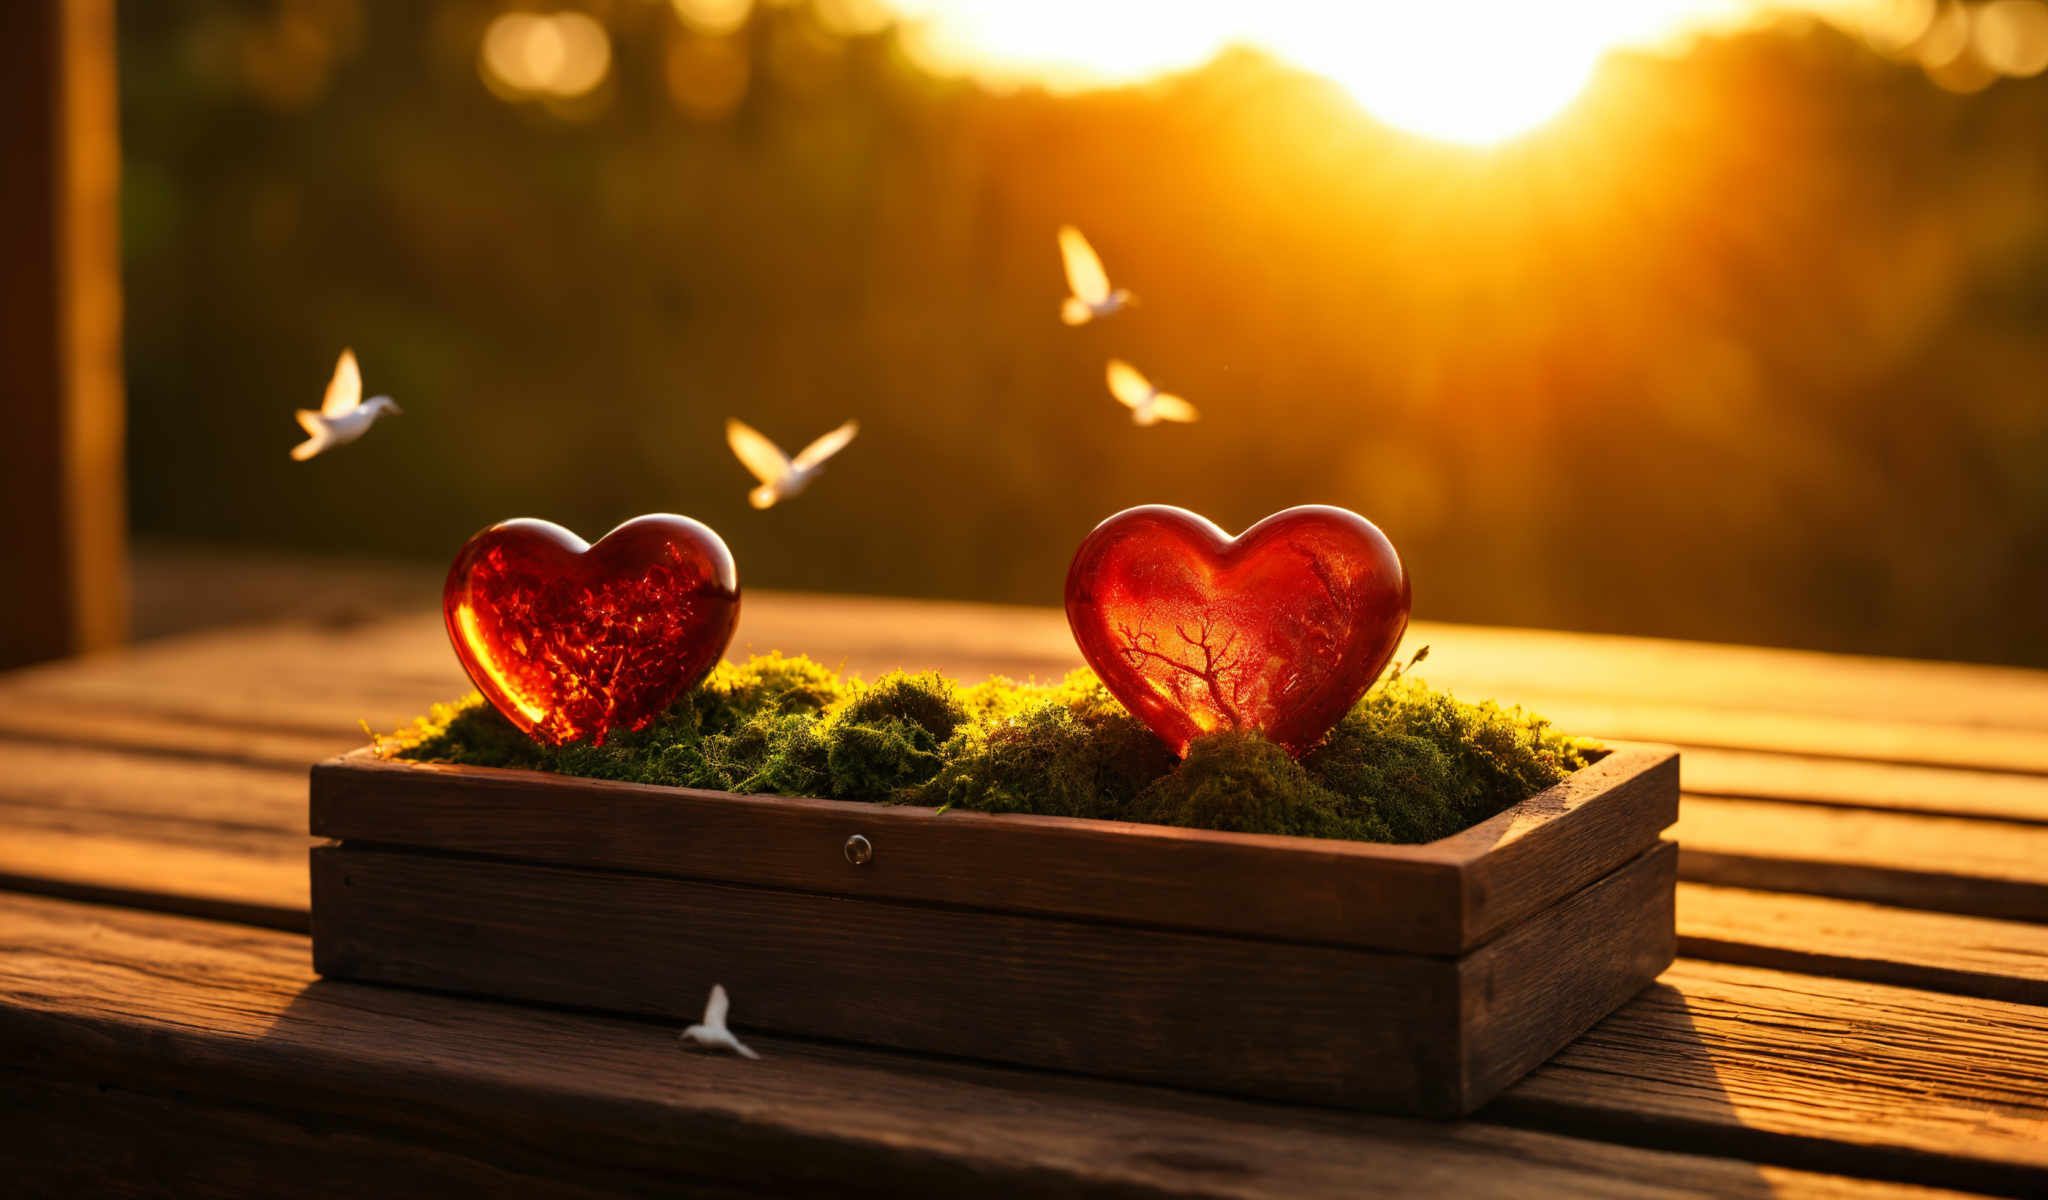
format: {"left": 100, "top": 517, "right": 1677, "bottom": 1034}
{"left": 1456, "top": 840, "right": 1678, "bottom": 1112}
{"left": 309, "top": 840, "right": 1675, "bottom": 1114}
{"left": 310, "top": 747, "right": 1677, "bottom": 956}
{"left": 1446, "top": 750, "right": 1679, "bottom": 949}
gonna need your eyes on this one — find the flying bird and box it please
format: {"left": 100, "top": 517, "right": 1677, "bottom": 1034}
{"left": 1058, "top": 225, "right": 1133, "bottom": 326}
{"left": 290, "top": 348, "right": 401, "bottom": 461}
{"left": 725, "top": 417, "right": 858, "bottom": 510}
{"left": 679, "top": 983, "right": 759, "bottom": 1059}
{"left": 1106, "top": 359, "right": 1197, "bottom": 426}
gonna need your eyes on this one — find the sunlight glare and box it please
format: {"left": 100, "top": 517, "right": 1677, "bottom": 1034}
{"left": 891, "top": 0, "right": 1233, "bottom": 93}
{"left": 885, "top": 0, "right": 1764, "bottom": 146}
{"left": 1268, "top": 7, "right": 1608, "bottom": 146}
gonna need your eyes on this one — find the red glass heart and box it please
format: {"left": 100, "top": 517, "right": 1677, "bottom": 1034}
{"left": 442, "top": 514, "right": 741, "bottom": 746}
{"left": 1065, "top": 505, "right": 1410, "bottom": 757}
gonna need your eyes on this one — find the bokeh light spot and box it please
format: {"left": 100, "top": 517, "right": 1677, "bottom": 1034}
{"left": 673, "top": 0, "right": 755, "bottom": 37}
{"left": 1975, "top": 0, "right": 2048, "bottom": 75}
{"left": 1912, "top": 1, "right": 1973, "bottom": 68}
{"left": 481, "top": 11, "right": 612, "bottom": 100}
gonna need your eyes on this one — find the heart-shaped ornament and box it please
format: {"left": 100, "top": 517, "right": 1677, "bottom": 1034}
{"left": 1065, "top": 505, "right": 1410, "bottom": 757}
{"left": 443, "top": 514, "right": 741, "bottom": 746}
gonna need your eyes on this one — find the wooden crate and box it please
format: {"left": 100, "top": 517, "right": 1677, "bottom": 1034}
{"left": 309, "top": 746, "right": 1679, "bottom": 1116}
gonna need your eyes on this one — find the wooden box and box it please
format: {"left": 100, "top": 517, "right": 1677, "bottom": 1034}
{"left": 309, "top": 746, "right": 1679, "bottom": 1116}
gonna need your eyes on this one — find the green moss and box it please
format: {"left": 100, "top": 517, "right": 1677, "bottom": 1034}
{"left": 920, "top": 694, "right": 1177, "bottom": 819}
{"left": 1314, "top": 676, "right": 1601, "bottom": 835}
{"left": 833, "top": 671, "right": 967, "bottom": 741}
{"left": 1132, "top": 730, "right": 1388, "bottom": 840}
{"left": 692, "top": 652, "right": 844, "bottom": 732}
{"left": 386, "top": 654, "right": 1598, "bottom": 844}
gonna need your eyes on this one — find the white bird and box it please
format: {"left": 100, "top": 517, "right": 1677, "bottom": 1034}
{"left": 725, "top": 417, "right": 858, "bottom": 510}
{"left": 1059, "top": 225, "right": 1133, "bottom": 326}
{"left": 679, "top": 983, "right": 759, "bottom": 1059}
{"left": 1106, "top": 359, "right": 1198, "bottom": 426}
{"left": 290, "top": 348, "right": 401, "bottom": 461}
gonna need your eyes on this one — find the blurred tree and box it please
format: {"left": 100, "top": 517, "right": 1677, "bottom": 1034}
{"left": 118, "top": 1, "right": 2048, "bottom": 666}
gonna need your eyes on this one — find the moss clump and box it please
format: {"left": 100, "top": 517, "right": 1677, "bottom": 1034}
{"left": 1310, "top": 676, "right": 1600, "bottom": 837}
{"left": 387, "top": 655, "right": 1598, "bottom": 844}
{"left": 692, "top": 652, "right": 845, "bottom": 732}
{"left": 1131, "top": 731, "right": 1386, "bottom": 840}
{"left": 922, "top": 674, "right": 1178, "bottom": 819}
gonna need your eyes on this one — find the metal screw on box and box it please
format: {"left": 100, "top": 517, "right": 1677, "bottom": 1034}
{"left": 843, "top": 834, "right": 873, "bottom": 866}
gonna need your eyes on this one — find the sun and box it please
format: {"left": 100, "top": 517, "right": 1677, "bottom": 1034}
{"left": 1300, "top": 31, "right": 1601, "bottom": 145}
{"left": 885, "top": 1, "right": 1743, "bottom": 149}
{"left": 1265, "top": 7, "right": 1616, "bottom": 146}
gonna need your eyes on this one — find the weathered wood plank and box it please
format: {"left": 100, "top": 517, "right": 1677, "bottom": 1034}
{"left": 0, "top": 824, "right": 305, "bottom": 931}
{"left": 12, "top": 764, "right": 2046, "bottom": 1012}
{"left": 310, "top": 842, "right": 1674, "bottom": 1115}
{"left": 0, "top": 892, "right": 1983, "bottom": 1199}
{"left": 1679, "top": 748, "right": 2048, "bottom": 824}
{"left": 1456, "top": 844, "right": 1677, "bottom": 1110}
{"left": 90, "top": 564, "right": 2048, "bottom": 741}
{"left": 0, "top": 741, "right": 309, "bottom": 927}
{"left": 0, "top": 617, "right": 465, "bottom": 753}
{"left": 1490, "top": 959, "right": 2048, "bottom": 1196}
{"left": 1, "top": 733, "right": 2041, "bottom": 1001}
{"left": 0, "top": 703, "right": 355, "bottom": 771}
{"left": 0, "top": 1076, "right": 633, "bottom": 1200}
{"left": 1437, "top": 752, "right": 1679, "bottom": 948}
{"left": 0, "top": 739, "right": 305, "bottom": 831}
{"left": 1501, "top": 696, "right": 2048, "bottom": 775}
{"left": 311, "top": 754, "right": 1459, "bottom": 952}
{"left": 9, "top": 594, "right": 2048, "bottom": 775}
{"left": 1676, "top": 797, "right": 2048, "bottom": 921}
{"left": 310, "top": 748, "right": 1675, "bottom": 956}
{"left": 1676, "top": 883, "right": 2048, "bottom": 1005}
{"left": 1390, "top": 622, "right": 2048, "bottom": 737}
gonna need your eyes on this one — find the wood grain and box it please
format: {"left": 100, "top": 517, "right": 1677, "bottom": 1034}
{"left": 311, "top": 842, "right": 1673, "bottom": 1115}
{"left": 1, "top": 1076, "right": 634, "bottom": 1200}
{"left": 0, "top": 891, "right": 1974, "bottom": 1200}
{"left": 1439, "top": 751, "right": 1678, "bottom": 947}
{"left": 1490, "top": 959, "right": 2048, "bottom": 1196}
{"left": 0, "top": 738, "right": 306, "bottom": 831}
{"left": 6, "top": 581, "right": 2048, "bottom": 1190}
{"left": 311, "top": 747, "right": 1674, "bottom": 956}
{"left": 1384, "top": 622, "right": 2048, "bottom": 738}
{"left": 1457, "top": 842, "right": 1677, "bottom": 1110}
{"left": 0, "top": 0, "right": 126, "bottom": 671}
{"left": 1675, "top": 883, "right": 2048, "bottom": 1005}
{"left": 1679, "top": 748, "right": 2048, "bottom": 824}
{"left": 1676, "top": 797, "right": 2048, "bottom": 921}
{"left": 8, "top": 593, "right": 2046, "bottom": 772}
{"left": 1503, "top": 695, "right": 2048, "bottom": 775}
{"left": 312, "top": 752, "right": 1452, "bottom": 955}
{"left": 0, "top": 825, "right": 306, "bottom": 931}
{"left": 0, "top": 739, "right": 311, "bottom": 928}
{"left": 0, "top": 700, "right": 358, "bottom": 771}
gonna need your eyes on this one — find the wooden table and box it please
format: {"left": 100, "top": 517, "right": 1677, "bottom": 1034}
{"left": 3, "top": 591, "right": 2045, "bottom": 1197}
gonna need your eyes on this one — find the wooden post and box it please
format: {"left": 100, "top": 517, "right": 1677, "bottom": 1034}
{"left": 0, "top": 0, "right": 127, "bottom": 668}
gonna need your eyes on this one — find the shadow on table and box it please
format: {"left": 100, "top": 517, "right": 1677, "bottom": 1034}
{"left": 263, "top": 965, "right": 1767, "bottom": 1197}
{"left": 1472, "top": 980, "right": 1788, "bottom": 1192}
{"left": 1476, "top": 973, "right": 1999, "bottom": 1197}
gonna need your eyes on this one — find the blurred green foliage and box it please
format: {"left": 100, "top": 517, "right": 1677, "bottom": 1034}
{"left": 120, "top": 2, "right": 2048, "bottom": 665}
